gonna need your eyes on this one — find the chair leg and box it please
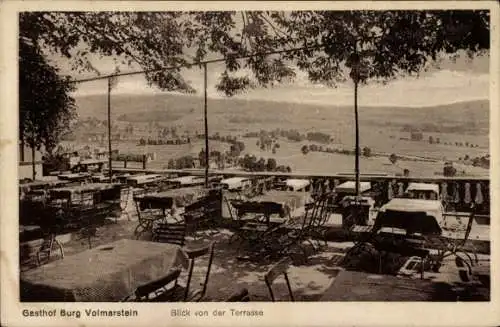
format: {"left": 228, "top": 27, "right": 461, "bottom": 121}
{"left": 56, "top": 239, "right": 65, "bottom": 259}
{"left": 265, "top": 279, "right": 275, "bottom": 302}
{"left": 184, "top": 260, "right": 195, "bottom": 301}
{"left": 200, "top": 243, "right": 215, "bottom": 300}
{"left": 420, "top": 256, "right": 425, "bottom": 280}
{"left": 284, "top": 273, "right": 295, "bottom": 302}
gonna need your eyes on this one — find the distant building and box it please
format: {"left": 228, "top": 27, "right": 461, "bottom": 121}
{"left": 19, "top": 141, "right": 43, "bottom": 180}
{"left": 410, "top": 131, "right": 423, "bottom": 141}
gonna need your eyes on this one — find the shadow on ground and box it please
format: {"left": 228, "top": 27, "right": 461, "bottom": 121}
{"left": 21, "top": 217, "right": 490, "bottom": 302}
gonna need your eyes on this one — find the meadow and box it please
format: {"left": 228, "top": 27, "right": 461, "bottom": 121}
{"left": 72, "top": 93, "right": 490, "bottom": 177}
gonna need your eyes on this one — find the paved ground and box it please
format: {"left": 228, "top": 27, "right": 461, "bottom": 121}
{"left": 20, "top": 195, "right": 490, "bottom": 302}
{"left": 51, "top": 219, "right": 349, "bottom": 301}
{"left": 22, "top": 212, "right": 490, "bottom": 302}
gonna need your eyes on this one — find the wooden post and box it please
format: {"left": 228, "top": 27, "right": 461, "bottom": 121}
{"left": 142, "top": 154, "right": 146, "bottom": 170}
{"left": 203, "top": 62, "right": 209, "bottom": 188}
{"left": 124, "top": 157, "right": 127, "bottom": 168}
{"left": 354, "top": 77, "right": 360, "bottom": 199}
{"left": 107, "top": 77, "right": 113, "bottom": 183}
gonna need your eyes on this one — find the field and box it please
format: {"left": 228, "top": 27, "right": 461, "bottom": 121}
{"left": 71, "top": 93, "right": 490, "bottom": 177}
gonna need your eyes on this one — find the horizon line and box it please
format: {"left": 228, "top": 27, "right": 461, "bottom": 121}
{"left": 72, "top": 91, "right": 489, "bottom": 110}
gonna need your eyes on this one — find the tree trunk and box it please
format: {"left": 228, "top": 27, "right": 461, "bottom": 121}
{"left": 20, "top": 130, "right": 25, "bottom": 162}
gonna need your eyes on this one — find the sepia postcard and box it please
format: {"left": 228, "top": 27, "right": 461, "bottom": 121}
{"left": 1, "top": 1, "right": 499, "bottom": 326}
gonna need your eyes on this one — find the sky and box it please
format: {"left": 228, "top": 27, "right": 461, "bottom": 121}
{"left": 58, "top": 48, "right": 489, "bottom": 108}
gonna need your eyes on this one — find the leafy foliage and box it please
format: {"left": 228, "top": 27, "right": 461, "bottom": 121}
{"left": 362, "top": 146, "right": 372, "bottom": 157}
{"left": 21, "top": 11, "right": 489, "bottom": 95}
{"left": 389, "top": 153, "right": 398, "bottom": 164}
{"left": 266, "top": 158, "right": 277, "bottom": 171}
{"left": 19, "top": 39, "right": 76, "bottom": 153}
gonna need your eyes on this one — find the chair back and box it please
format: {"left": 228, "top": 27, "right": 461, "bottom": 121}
{"left": 183, "top": 241, "right": 216, "bottom": 301}
{"left": 227, "top": 288, "right": 250, "bottom": 302}
{"left": 134, "top": 268, "right": 182, "bottom": 301}
{"left": 72, "top": 189, "right": 96, "bottom": 208}
{"left": 288, "top": 194, "right": 326, "bottom": 240}
{"left": 264, "top": 257, "right": 294, "bottom": 301}
{"left": 153, "top": 223, "right": 187, "bottom": 246}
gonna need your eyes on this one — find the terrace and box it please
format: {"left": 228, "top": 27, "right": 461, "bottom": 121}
{"left": 19, "top": 171, "right": 490, "bottom": 302}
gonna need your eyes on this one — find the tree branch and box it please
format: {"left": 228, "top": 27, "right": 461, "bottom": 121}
{"left": 73, "top": 13, "right": 147, "bottom": 70}
{"left": 259, "top": 12, "right": 292, "bottom": 41}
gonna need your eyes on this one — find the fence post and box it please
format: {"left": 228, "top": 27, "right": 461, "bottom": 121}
{"left": 142, "top": 155, "right": 147, "bottom": 170}
{"left": 124, "top": 157, "right": 127, "bottom": 168}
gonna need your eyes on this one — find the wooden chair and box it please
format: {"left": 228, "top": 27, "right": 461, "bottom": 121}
{"left": 131, "top": 268, "right": 183, "bottom": 302}
{"left": 305, "top": 192, "right": 334, "bottom": 249}
{"left": 344, "top": 210, "right": 433, "bottom": 276}
{"left": 183, "top": 195, "right": 220, "bottom": 239}
{"left": 226, "top": 288, "right": 250, "bottom": 302}
{"left": 152, "top": 223, "right": 187, "bottom": 246}
{"left": 154, "top": 241, "right": 216, "bottom": 302}
{"left": 133, "top": 193, "right": 173, "bottom": 239}
{"left": 258, "top": 204, "right": 311, "bottom": 263}
{"left": 265, "top": 257, "right": 295, "bottom": 301}
{"left": 429, "top": 207, "right": 478, "bottom": 274}
{"left": 36, "top": 232, "right": 64, "bottom": 266}
{"left": 119, "top": 185, "right": 131, "bottom": 220}
{"left": 182, "top": 241, "right": 216, "bottom": 301}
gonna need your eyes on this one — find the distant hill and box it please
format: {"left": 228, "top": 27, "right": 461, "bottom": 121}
{"left": 74, "top": 93, "right": 489, "bottom": 135}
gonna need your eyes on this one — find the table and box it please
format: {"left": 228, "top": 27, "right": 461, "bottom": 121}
{"left": 133, "top": 187, "right": 209, "bottom": 238}
{"left": 57, "top": 172, "right": 92, "bottom": 182}
{"left": 320, "top": 270, "right": 453, "bottom": 301}
{"left": 74, "top": 159, "right": 106, "bottom": 173}
{"left": 229, "top": 191, "right": 308, "bottom": 260}
{"left": 253, "top": 191, "right": 307, "bottom": 216}
{"left": 49, "top": 183, "right": 119, "bottom": 202}
{"left": 233, "top": 191, "right": 306, "bottom": 227}
{"left": 19, "top": 180, "right": 69, "bottom": 194}
{"left": 20, "top": 239, "right": 189, "bottom": 302}
{"left": 127, "top": 174, "right": 166, "bottom": 187}
{"left": 135, "top": 187, "right": 208, "bottom": 210}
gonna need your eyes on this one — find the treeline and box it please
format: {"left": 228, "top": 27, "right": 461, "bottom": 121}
{"left": 399, "top": 125, "right": 483, "bottom": 148}
{"left": 243, "top": 128, "right": 333, "bottom": 143}
{"left": 138, "top": 137, "right": 191, "bottom": 145}
{"left": 111, "top": 153, "right": 154, "bottom": 162}
{"left": 238, "top": 154, "right": 291, "bottom": 173}
{"left": 399, "top": 121, "right": 486, "bottom": 135}
{"left": 457, "top": 154, "right": 490, "bottom": 169}
{"left": 166, "top": 156, "right": 196, "bottom": 169}
{"left": 116, "top": 111, "right": 182, "bottom": 122}
{"left": 301, "top": 144, "right": 372, "bottom": 157}
{"left": 198, "top": 149, "right": 229, "bottom": 168}
{"left": 203, "top": 133, "right": 246, "bottom": 158}
{"left": 440, "top": 139, "right": 481, "bottom": 148}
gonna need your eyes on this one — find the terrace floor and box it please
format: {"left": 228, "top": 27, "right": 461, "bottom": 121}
{"left": 21, "top": 212, "right": 491, "bottom": 302}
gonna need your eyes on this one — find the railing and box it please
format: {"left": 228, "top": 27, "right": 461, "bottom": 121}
{"left": 113, "top": 167, "right": 490, "bottom": 216}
